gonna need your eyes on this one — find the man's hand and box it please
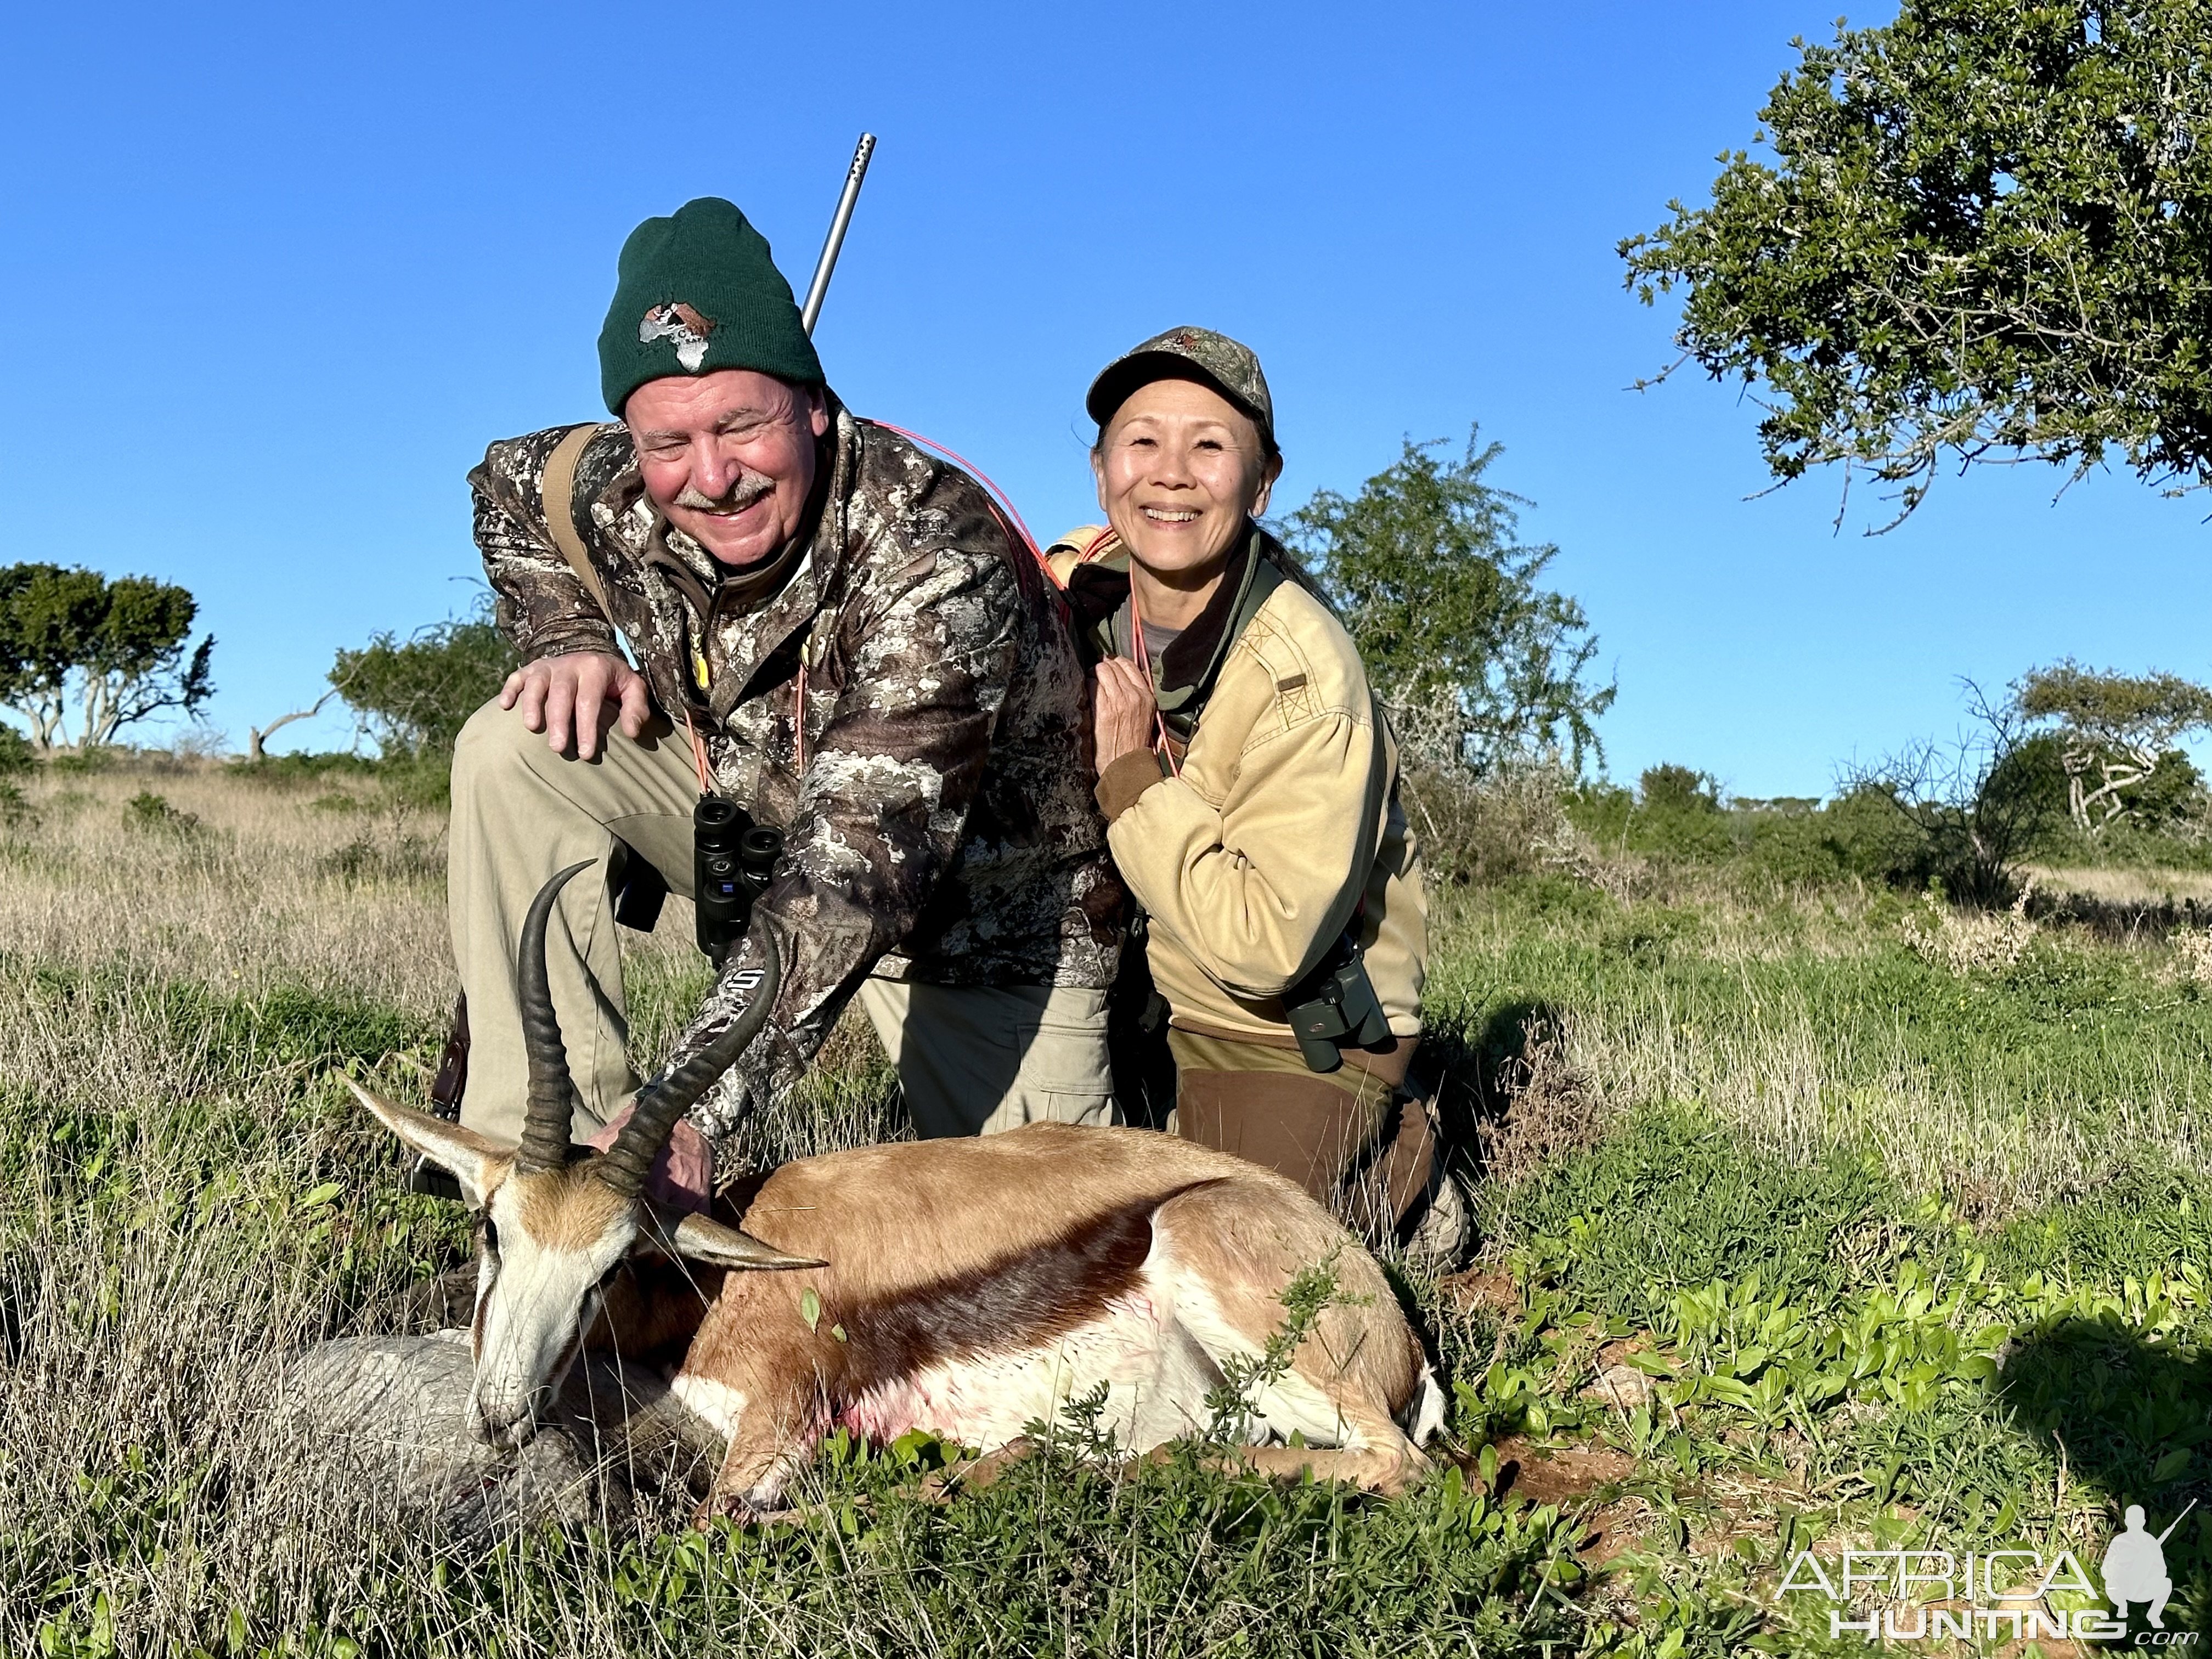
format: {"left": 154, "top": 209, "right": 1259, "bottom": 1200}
{"left": 1092, "top": 656, "right": 1159, "bottom": 776}
{"left": 500, "top": 651, "right": 651, "bottom": 760}
{"left": 583, "top": 1110, "right": 714, "bottom": 1214}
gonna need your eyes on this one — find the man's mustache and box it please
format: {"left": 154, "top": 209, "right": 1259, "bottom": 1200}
{"left": 673, "top": 472, "right": 777, "bottom": 514}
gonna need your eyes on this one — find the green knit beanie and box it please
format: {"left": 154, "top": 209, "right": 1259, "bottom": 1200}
{"left": 597, "top": 198, "right": 824, "bottom": 416}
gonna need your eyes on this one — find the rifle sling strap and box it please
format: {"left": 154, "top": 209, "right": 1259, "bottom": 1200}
{"left": 541, "top": 422, "right": 618, "bottom": 622}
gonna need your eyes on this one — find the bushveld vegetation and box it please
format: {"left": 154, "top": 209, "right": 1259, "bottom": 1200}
{"left": 1622, "top": 0, "right": 2212, "bottom": 527}
{"left": 1, "top": 738, "right": 2206, "bottom": 1656}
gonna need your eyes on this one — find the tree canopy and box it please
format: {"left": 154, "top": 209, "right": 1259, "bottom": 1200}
{"left": 0, "top": 563, "right": 213, "bottom": 749}
{"left": 1622, "top": 0, "right": 2212, "bottom": 525}
{"left": 2016, "top": 659, "right": 2212, "bottom": 832}
{"left": 332, "top": 602, "right": 518, "bottom": 756}
{"left": 1284, "top": 427, "right": 1613, "bottom": 775}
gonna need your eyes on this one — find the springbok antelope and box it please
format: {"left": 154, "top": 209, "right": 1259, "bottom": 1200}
{"left": 352, "top": 866, "right": 1443, "bottom": 1521}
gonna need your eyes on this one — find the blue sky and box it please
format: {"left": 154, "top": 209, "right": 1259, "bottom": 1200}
{"left": 3, "top": 1, "right": 2205, "bottom": 795}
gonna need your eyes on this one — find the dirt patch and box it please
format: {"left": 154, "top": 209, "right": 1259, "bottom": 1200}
{"left": 1575, "top": 1497, "right": 1655, "bottom": 1566}
{"left": 1436, "top": 1266, "right": 1517, "bottom": 1315}
{"left": 1580, "top": 1361, "right": 1659, "bottom": 1410}
{"left": 1466, "top": 1437, "right": 1656, "bottom": 1564}
{"left": 1477, "top": 1437, "right": 1636, "bottom": 1508}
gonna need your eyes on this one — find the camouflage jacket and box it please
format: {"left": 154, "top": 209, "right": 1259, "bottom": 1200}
{"left": 469, "top": 398, "right": 1122, "bottom": 1143}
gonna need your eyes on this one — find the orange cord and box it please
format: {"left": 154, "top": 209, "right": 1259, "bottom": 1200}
{"left": 793, "top": 656, "right": 809, "bottom": 775}
{"left": 681, "top": 707, "right": 714, "bottom": 795}
{"left": 865, "top": 419, "right": 1056, "bottom": 582}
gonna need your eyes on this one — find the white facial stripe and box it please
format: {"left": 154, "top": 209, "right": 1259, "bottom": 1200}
{"left": 471, "top": 1181, "right": 636, "bottom": 1432}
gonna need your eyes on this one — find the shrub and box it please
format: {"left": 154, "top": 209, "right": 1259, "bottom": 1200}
{"left": 1841, "top": 686, "right": 2068, "bottom": 907}
{"left": 1741, "top": 811, "right": 1852, "bottom": 887}
{"left": 123, "top": 791, "right": 202, "bottom": 836}
{"left": 1285, "top": 428, "right": 1612, "bottom": 774}
{"left": 1401, "top": 761, "right": 1573, "bottom": 885}
{"left": 230, "top": 752, "right": 381, "bottom": 787}
{"left": 1638, "top": 763, "right": 1720, "bottom": 813}
{"left": 332, "top": 599, "right": 516, "bottom": 758}
{"left": 1822, "top": 783, "right": 1936, "bottom": 883}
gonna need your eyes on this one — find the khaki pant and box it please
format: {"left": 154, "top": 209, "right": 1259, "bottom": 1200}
{"left": 448, "top": 697, "right": 1114, "bottom": 1146}
{"left": 858, "top": 981, "right": 1115, "bottom": 1137}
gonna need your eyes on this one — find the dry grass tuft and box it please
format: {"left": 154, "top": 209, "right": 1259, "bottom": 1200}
{"left": 2172, "top": 927, "right": 2212, "bottom": 986}
{"left": 2026, "top": 862, "right": 2212, "bottom": 906}
{"left": 1900, "top": 881, "right": 2036, "bottom": 975}
{"left": 1477, "top": 1021, "right": 1605, "bottom": 1183}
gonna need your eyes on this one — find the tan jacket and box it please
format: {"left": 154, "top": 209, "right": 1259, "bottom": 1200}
{"left": 1065, "top": 529, "right": 1427, "bottom": 1049}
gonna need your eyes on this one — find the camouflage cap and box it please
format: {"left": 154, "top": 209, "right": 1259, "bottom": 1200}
{"left": 1086, "top": 326, "right": 1276, "bottom": 455}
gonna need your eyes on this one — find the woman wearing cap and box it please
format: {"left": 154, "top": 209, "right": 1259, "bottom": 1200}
{"left": 1047, "top": 327, "right": 1435, "bottom": 1232}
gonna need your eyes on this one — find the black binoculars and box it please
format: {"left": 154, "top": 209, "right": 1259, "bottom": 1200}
{"left": 693, "top": 794, "right": 784, "bottom": 969}
{"left": 1285, "top": 946, "right": 1392, "bottom": 1074}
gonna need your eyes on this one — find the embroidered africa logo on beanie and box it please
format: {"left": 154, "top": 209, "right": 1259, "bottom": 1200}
{"left": 639, "top": 302, "right": 717, "bottom": 372}
{"left": 597, "top": 198, "right": 823, "bottom": 415}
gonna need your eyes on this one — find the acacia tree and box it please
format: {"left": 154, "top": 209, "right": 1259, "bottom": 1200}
{"left": 1622, "top": 0, "right": 2212, "bottom": 526}
{"left": 0, "top": 565, "right": 105, "bottom": 748}
{"left": 0, "top": 563, "right": 213, "bottom": 750}
{"left": 78, "top": 577, "right": 216, "bottom": 748}
{"left": 2016, "top": 661, "right": 2212, "bottom": 833}
{"left": 1283, "top": 427, "right": 1613, "bottom": 774}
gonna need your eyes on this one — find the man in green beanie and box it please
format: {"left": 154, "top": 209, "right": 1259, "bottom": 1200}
{"left": 449, "top": 198, "right": 1121, "bottom": 1190}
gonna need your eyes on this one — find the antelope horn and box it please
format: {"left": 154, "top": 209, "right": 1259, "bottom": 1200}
{"left": 512, "top": 861, "right": 595, "bottom": 1175}
{"left": 595, "top": 930, "right": 781, "bottom": 1200}
{"left": 637, "top": 1203, "right": 827, "bottom": 1271}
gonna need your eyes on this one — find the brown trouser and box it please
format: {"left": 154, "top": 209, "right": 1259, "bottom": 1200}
{"left": 1167, "top": 1029, "right": 1435, "bottom": 1227}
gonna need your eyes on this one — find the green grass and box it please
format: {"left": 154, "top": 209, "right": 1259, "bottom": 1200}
{"left": 4, "top": 765, "right": 2210, "bottom": 1653}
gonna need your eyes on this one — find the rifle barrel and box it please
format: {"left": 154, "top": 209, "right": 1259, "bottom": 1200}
{"left": 2156, "top": 1497, "right": 2198, "bottom": 1544}
{"left": 800, "top": 133, "right": 877, "bottom": 336}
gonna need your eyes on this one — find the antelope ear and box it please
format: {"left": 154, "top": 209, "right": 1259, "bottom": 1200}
{"left": 668, "top": 1211, "right": 826, "bottom": 1272}
{"left": 345, "top": 1076, "right": 509, "bottom": 1209}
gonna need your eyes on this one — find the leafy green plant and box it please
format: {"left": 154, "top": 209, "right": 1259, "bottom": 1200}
{"left": 122, "top": 790, "right": 202, "bottom": 837}
{"left": 331, "top": 597, "right": 516, "bottom": 758}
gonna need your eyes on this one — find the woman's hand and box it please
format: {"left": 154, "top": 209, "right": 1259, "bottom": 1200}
{"left": 1092, "top": 656, "right": 1158, "bottom": 776}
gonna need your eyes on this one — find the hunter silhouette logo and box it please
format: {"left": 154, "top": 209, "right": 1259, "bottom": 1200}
{"left": 1776, "top": 1499, "right": 2200, "bottom": 1642}
{"left": 2104, "top": 1501, "right": 2191, "bottom": 1630}
{"left": 639, "top": 302, "right": 717, "bottom": 372}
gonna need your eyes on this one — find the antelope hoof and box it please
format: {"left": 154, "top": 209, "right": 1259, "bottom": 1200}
{"left": 691, "top": 1492, "right": 839, "bottom": 1531}
{"left": 919, "top": 1437, "right": 1037, "bottom": 1500}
